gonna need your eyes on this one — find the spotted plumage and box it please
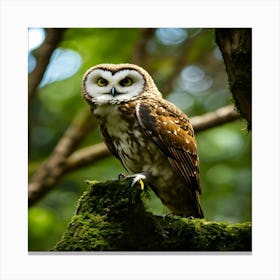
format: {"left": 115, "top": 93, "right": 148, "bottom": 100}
{"left": 82, "top": 63, "right": 204, "bottom": 218}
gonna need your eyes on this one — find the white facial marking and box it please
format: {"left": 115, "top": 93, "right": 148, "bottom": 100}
{"left": 84, "top": 68, "right": 145, "bottom": 104}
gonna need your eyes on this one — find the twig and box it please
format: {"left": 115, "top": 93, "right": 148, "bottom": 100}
{"left": 28, "top": 28, "right": 66, "bottom": 103}
{"left": 191, "top": 105, "right": 239, "bottom": 132}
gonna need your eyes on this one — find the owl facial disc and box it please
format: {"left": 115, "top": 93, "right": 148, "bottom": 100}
{"left": 83, "top": 68, "right": 145, "bottom": 104}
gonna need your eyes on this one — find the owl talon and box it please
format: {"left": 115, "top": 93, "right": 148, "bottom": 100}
{"left": 129, "top": 174, "right": 146, "bottom": 190}
{"left": 132, "top": 177, "right": 145, "bottom": 190}
{"left": 138, "top": 179, "right": 145, "bottom": 190}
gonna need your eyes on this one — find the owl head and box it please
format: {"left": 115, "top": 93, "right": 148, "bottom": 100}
{"left": 82, "top": 63, "right": 161, "bottom": 105}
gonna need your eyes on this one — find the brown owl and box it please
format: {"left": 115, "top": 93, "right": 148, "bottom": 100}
{"left": 82, "top": 63, "right": 204, "bottom": 218}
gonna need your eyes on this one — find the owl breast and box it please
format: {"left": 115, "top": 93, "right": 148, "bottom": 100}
{"left": 91, "top": 101, "right": 173, "bottom": 181}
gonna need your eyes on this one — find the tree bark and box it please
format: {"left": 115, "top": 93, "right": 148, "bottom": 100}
{"left": 53, "top": 179, "right": 251, "bottom": 251}
{"left": 215, "top": 28, "right": 252, "bottom": 130}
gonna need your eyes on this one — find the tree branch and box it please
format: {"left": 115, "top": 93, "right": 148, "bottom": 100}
{"left": 191, "top": 104, "right": 239, "bottom": 131}
{"left": 28, "top": 28, "right": 66, "bottom": 103}
{"left": 28, "top": 109, "right": 93, "bottom": 206}
{"left": 64, "top": 143, "right": 111, "bottom": 172}
{"left": 28, "top": 105, "right": 239, "bottom": 206}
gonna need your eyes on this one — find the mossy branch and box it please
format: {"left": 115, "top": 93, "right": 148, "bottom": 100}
{"left": 53, "top": 179, "right": 251, "bottom": 252}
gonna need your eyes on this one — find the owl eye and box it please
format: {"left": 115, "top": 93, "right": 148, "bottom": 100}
{"left": 97, "top": 78, "right": 108, "bottom": 87}
{"left": 120, "top": 77, "right": 133, "bottom": 87}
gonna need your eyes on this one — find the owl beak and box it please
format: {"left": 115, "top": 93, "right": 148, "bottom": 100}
{"left": 111, "top": 87, "right": 117, "bottom": 97}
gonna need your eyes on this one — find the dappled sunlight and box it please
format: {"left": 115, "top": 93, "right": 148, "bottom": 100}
{"left": 206, "top": 164, "right": 235, "bottom": 186}
{"left": 203, "top": 89, "right": 231, "bottom": 110}
{"left": 179, "top": 65, "right": 214, "bottom": 94}
{"left": 166, "top": 91, "right": 194, "bottom": 111}
{"left": 198, "top": 121, "right": 252, "bottom": 222}
{"left": 28, "top": 28, "right": 45, "bottom": 50}
{"left": 213, "top": 46, "right": 224, "bottom": 61}
{"left": 156, "top": 28, "right": 188, "bottom": 46}
{"left": 198, "top": 127, "right": 246, "bottom": 161}
{"left": 39, "top": 48, "right": 82, "bottom": 87}
{"left": 211, "top": 129, "right": 245, "bottom": 158}
{"left": 28, "top": 28, "right": 45, "bottom": 73}
{"left": 28, "top": 52, "right": 36, "bottom": 72}
{"left": 29, "top": 28, "right": 82, "bottom": 87}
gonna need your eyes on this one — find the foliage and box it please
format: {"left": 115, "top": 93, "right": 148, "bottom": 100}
{"left": 28, "top": 28, "right": 252, "bottom": 251}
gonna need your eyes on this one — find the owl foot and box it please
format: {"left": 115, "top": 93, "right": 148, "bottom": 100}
{"left": 126, "top": 173, "right": 146, "bottom": 190}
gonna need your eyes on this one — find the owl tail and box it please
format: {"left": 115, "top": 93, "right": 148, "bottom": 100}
{"left": 197, "top": 202, "right": 204, "bottom": 219}
{"left": 194, "top": 191, "right": 204, "bottom": 219}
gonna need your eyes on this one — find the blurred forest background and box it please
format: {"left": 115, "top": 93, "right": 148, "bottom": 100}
{"left": 28, "top": 28, "right": 252, "bottom": 251}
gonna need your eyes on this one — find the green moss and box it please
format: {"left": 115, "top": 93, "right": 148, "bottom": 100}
{"left": 53, "top": 214, "right": 123, "bottom": 251}
{"left": 53, "top": 179, "right": 252, "bottom": 251}
{"left": 157, "top": 217, "right": 251, "bottom": 251}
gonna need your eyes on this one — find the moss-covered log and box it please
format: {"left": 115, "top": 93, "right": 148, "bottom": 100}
{"left": 53, "top": 179, "right": 251, "bottom": 251}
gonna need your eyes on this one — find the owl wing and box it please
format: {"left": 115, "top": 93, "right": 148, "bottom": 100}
{"left": 136, "top": 100, "right": 201, "bottom": 194}
{"left": 99, "top": 124, "right": 122, "bottom": 162}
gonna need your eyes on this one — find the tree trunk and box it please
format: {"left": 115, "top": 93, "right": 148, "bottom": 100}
{"left": 215, "top": 28, "right": 252, "bottom": 130}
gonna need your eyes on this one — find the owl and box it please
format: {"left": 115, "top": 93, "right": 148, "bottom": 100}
{"left": 82, "top": 63, "right": 204, "bottom": 218}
